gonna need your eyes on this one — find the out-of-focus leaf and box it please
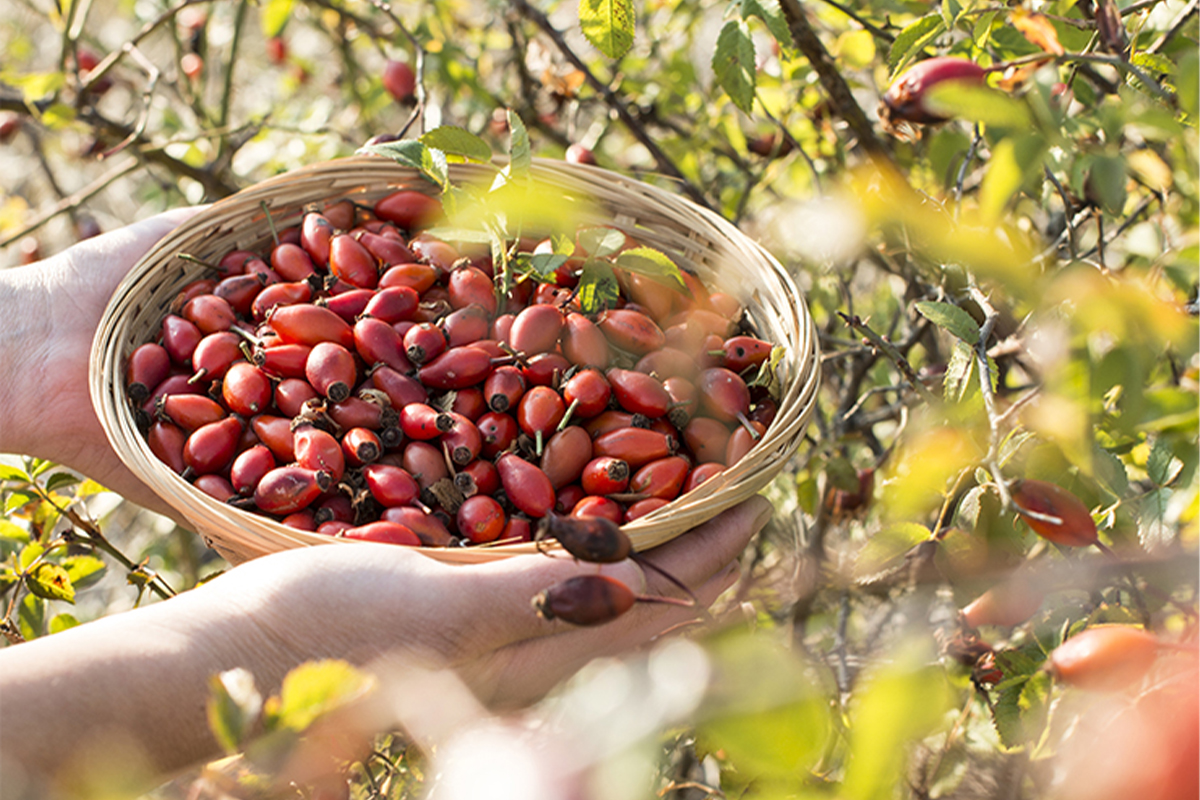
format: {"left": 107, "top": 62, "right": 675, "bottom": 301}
{"left": 43, "top": 472, "right": 78, "bottom": 493}
{"left": 4, "top": 490, "right": 38, "bottom": 515}
{"left": 1147, "top": 438, "right": 1184, "bottom": 487}
{"left": 260, "top": 0, "right": 294, "bottom": 37}
{"left": 578, "top": 227, "right": 627, "bottom": 258}
{"left": 615, "top": 247, "right": 685, "bottom": 289}
{"left": 1127, "top": 150, "right": 1173, "bottom": 192}
{"left": 0, "top": 520, "right": 29, "bottom": 543}
{"left": 1092, "top": 444, "right": 1129, "bottom": 498}
{"left": 924, "top": 83, "right": 1033, "bottom": 129}
{"left": 357, "top": 140, "right": 448, "bottom": 190}
{"left": 698, "top": 632, "right": 830, "bottom": 779}
{"left": 972, "top": 10, "right": 998, "bottom": 48}
{"left": 75, "top": 479, "right": 108, "bottom": 498}
{"left": 0, "top": 71, "right": 64, "bottom": 102}
{"left": 825, "top": 456, "right": 861, "bottom": 493}
{"left": 63, "top": 555, "right": 106, "bottom": 589}
{"left": 1138, "top": 488, "right": 1174, "bottom": 552}
{"left": 713, "top": 21, "right": 756, "bottom": 114}
{"left": 998, "top": 429, "right": 1036, "bottom": 468}
{"left": 1177, "top": 51, "right": 1198, "bottom": 117}
{"left": 991, "top": 645, "right": 1050, "bottom": 747}
{"left": 889, "top": 15, "right": 944, "bottom": 74}
{"left": 842, "top": 645, "right": 954, "bottom": 800}
{"left": 1088, "top": 154, "right": 1126, "bottom": 214}
{"left": 506, "top": 110, "right": 531, "bottom": 178}
{"left": 978, "top": 135, "right": 1044, "bottom": 222}
{"left": 264, "top": 659, "right": 374, "bottom": 733}
{"left": 519, "top": 252, "right": 570, "bottom": 281}
{"left": 577, "top": 259, "right": 620, "bottom": 313}
{"left": 854, "top": 522, "right": 930, "bottom": 582}
{"left": 27, "top": 563, "right": 74, "bottom": 603}
{"left": 38, "top": 103, "right": 75, "bottom": 129}
{"left": 0, "top": 464, "right": 28, "bottom": 482}
{"left": 916, "top": 301, "right": 979, "bottom": 344}
{"left": 1011, "top": 10, "right": 1063, "bottom": 55}
{"left": 835, "top": 30, "right": 876, "bottom": 69}
{"left": 955, "top": 484, "right": 993, "bottom": 531}
{"left": 883, "top": 425, "right": 982, "bottom": 521}
{"left": 419, "top": 127, "right": 493, "bottom": 163}
{"left": 740, "top": 0, "right": 792, "bottom": 55}
{"left": 579, "top": 0, "right": 635, "bottom": 60}
{"left": 17, "top": 541, "right": 44, "bottom": 570}
{"left": 18, "top": 593, "right": 44, "bottom": 640}
{"left": 48, "top": 612, "right": 79, "bottom": 634}
{"left": 208, "top": 667, "right": 264, "bottom": 753}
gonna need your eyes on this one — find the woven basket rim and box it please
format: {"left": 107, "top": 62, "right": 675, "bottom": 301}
{"left": 90, "top": 155, "right": 820, "bottom": 564}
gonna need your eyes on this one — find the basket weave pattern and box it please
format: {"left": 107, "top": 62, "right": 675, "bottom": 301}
{"left": 90, "top": 157, "right": 820, "bottom": 564}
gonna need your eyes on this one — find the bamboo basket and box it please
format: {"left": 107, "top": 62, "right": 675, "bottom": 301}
{"left": 90, "top": 156, "right": 820, "bottom": 564}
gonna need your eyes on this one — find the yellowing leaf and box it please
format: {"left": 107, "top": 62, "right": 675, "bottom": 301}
{"left": 1011, "top": 10, "right": 1064, "bottom": 56}
{"left": 883, "top": 425, "right": 981, "bottom": 521}
{"left": 265, "top": 660, "right": 374, "bottom": 733}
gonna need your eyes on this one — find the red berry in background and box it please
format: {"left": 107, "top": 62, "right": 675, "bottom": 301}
{"left": 1010, "top": 479, "right": 1098, "bottom": 547}
{"left": 382, "top": 59, "right": 417, "bottom": 102}
{"left": 181, "top": 53, "right": 204, "bottom": 81}
{"left": 1049, "top": 626, "right": 1160, "bottom": 692}
{"left": 266, "top": 36, "right": 288, "bottom": 64}
{"left": 0, "top": 113, "right": 21, "bottom": 143}
{"left": 76, "top": 48, "right": 112, "bottom": 94}
{"left": 960, "top": 572, "right": 1045, "bottom": 629}
{"left": 882, "top": 56, "right": 987, "bottom": 125}
{"left": 565, "top": 143, "right": 597, "bottom": 165}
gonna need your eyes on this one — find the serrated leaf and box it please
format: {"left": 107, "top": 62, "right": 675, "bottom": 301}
{"left": 260, "top": 0, "right": 294, "bottom": 37}
{"left": 43, "top": 472, "right": 79, "bottom": 493}
{"left": 265, "top": 660, "right": 373, "bottom": 733}
{"left": 1146, "top": 438, "right": 1183, "bottom": 487}
{"left": 419, "top": 126, "right": 493, "bottom": 163}
{"left": 521, "top": 252, "right": 570, "bottom": 281}
{"left": 998, "top": 430, "right": 1036, "bottom": 468}
{"left": 29, "top": 459, "right": 53, "bottom": 478}
{"left": 916, "top": 301, "right": 980, "bottom": 344}
{"left": 49, "top": 613, "right": 79, "bottom": 634}
{"left": 357, "top": 140, "right": 447, "bottom": 190}
{"left": 1130, "top": 52, "right": 1175, "bottom": 77}
{"left": 578, "top": 227, "right": 627, "bottom": 258}
{"left": 579, "top": 0, "right": 635, "bottom": 59}
{"left": 4, "top": 490, "right": 38, "bottom": 515}
{"left": 208, "top": 668, "right": 264, "bottom": 753}
{"left": 615, "top": 247, "right": 685, "bottom": 289}
{"left": 0, "top": 520, "right": 29, "bottom": 543}
{"left": 889, "top": 15, "right": 944, "bottom": 74}
{"left": 1092, "top": 444, "right": 1129, "bottom": 497}
{"left": 27, "top": 562, "right": 74, "bottom": 603}
{"left": 955, "top": 484, "right": 992, "bottom": 530}
{"left": 740, "top": 0, "right": 792, "bottom": 55}
{"left": 713, "top": 20, "right": 757, "bottom": 115}
{"left": 944, "top": 340, "right": 976, "bottom": 402}
{"left": 577, "top": 260, "right": 621, "bottom": 313}
{"left": 1138, "top": 488, "right": 1174, "bottom": 552}
{"left": 63, "top": 555, "right": 106, "bottom": 589}
{"left": 0, "top": 465, "right": 28, "bottom": 482}
{"left": 854, "top": 522, "right": 930, "bottom": 582}
{"left": 507, "top": 109, "right": 531, "bottom": 179}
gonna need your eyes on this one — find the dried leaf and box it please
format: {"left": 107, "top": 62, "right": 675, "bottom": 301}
{"left": 1011, "top": 10, "right": 1064, "bottom": 56}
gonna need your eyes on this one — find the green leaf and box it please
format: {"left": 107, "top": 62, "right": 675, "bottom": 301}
{"left": 1092, "top": 444, "right": 1129, "bottom": 497}
{"left": 1147, "top": 438, "right": 1183, "bottom": 487}
{"left": 578, "top": 227, "right": 627, "bottom": 257}
{"left": 826, "top": 456, "right": 861, "bottom": 492}
{"left": 954, "top": 484, "right": 994, "bottom": 530}
{"left": 979, "top": 135, "right": 1044, "bottom": 222}
{"left": 520, "top": 252, "right": 571, "bottom": 281}
{"left": 208, "top": 667, "right": 264, "bottom": 753}
{"left": 1131, "top": 52, "right": 1175, "bottom": 77}
{"left": 944, "top": 340, "right": 976, "bottom": 402}
{"left": 419, "top": 126, "right": 493, "bottom": 164}
{"left": 740, "top": 0, "right": 792, "bottom": 55}
{"left": 712, "top": 20, "right": 757, "bottom": 115}
{"left": 1089, "top": 154, "right": 1127, "bottom": 214}
{"left": 0, "top": 464, "right": 28, "bottom": 482}
{"left": 888, "top": 15, "right": 944, "bottom": 75}
{"left": 923, "top": 83, "right": 1033, "bottom": 129}
{"left": 971, "top": 10, "right": 998, "bottom": 48}
{"left": 43, "top": 472, "right": 79, "bottom": 493}
{"left": 264, "top": 660, "right": 374, "bottom": 733}
{"left": 27, "top": 562, "right": 74, "bottom": 603}
{"left": 63, "top": 555, "right": 106, "bottom": 589}
{"left": 0, "top": 71, "right": 65, "bottom": 102}
{"left": 578, "top": 0, "right": 635, "bottom": 59}
{"left": 4, "top": 490, "right": 38, "bottom": 515}
{"left": 576, "top": 259, "right": 621, "bottom": 313}
{"left": 0, "top": 520, "right": 29, "bottom": 543}
{"left": 18, "top": 593, "right": 44, "bottom": 640}
{"left": 17, "top": 541, "right": 44, "bottom": 570}
{"left": 49, "top": 613, "right": 79, "bottom": 634}
{"left": 1177, "top": 50, "right": 1198, "bottom": 118}
{"left": 75, "top": 479, "right": 108, "bottom": 498}
{"left": 854, "top": 522, "right": 930, "bottom": 582}
{"left": 1138, "top": 487, "right": 1174, "bottom": 552}
{"left": 260, "top": 0, "right": 294, "bottom": 37}
{"left": 507, "top": 109, "right": 531, "bottom": 179}
{"left": 357, "top": 140, "right": 448, "bottom": 190}
{"left": 916, "top": 300, "right": 980, "bottom": 344}
{"left": 614, "top": 246, "right": 685, "bottom": 289}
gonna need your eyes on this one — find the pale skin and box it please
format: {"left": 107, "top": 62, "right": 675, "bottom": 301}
{"left": 0, "top": 214, "right": 772, "bottom": 790}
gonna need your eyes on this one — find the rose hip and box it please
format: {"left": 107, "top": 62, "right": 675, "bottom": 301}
{"left": 221, "top": 362, "right": 273, "bottom": 416}
{"left": 592, "top": 427, "right": 674, "bottom": 468}
{"left": 183, "top": 416, "right": 243, "bottom": 475}
{"left": 380, "top": 262, "right": 437, "bottom": 293}
{"left": 148, "top": 420, "right": 188, "bottom": 474}
{"left": 126, "top": 343, "right": 172, "bottom": 403}
{"left": 251, "top": 415, "right": 295, "bottom": 462}
{"left": 403, "top": 322, "right": 447, "bottom": 366}
{"left": 442, "top": 304, "right": 491, "bottom": 347}
{"left": 182, "top": 294, "right": 237, "bottom": 334}
{"left": 159, "top": 394, "right": 226, "bottom": 431}
{"left": 189, "top": 331, "right": 244, "bottom": 384}
{"left": 581, "top": 457, "right": 630, "bottom": 496}
{"left": 305, "top": 342, "right": 356, "bottom": 403}
{"left": 271, "top": 242, "right": 318, "bottom": 282}
{"left": 477, "top": 411, "right": 519, "bottom": 459}
{"left": 1049, "top": 626, "right": 1160, "bottom": 692}
{"left": 538, "top": 513, "right": 632, "bottom": 563}
{"left": 441, "top": 413, "right": 483, "bottom": 465}
{"left": 532, "top": 574, "right": 636, "bottom": 626}
{"left": 363, "top": 463, "right": 420, "bottom": 507}
{"left": 570, "top": 495, "right": 624, "bottom": 524}
{"left": 380, "top": 506, "right": 454, "bottom": 546}
{"left": 418, "top": 346, "right": 492, "bottom": 390}
{"left": 269, "top": 304, "right": 355, "bottom": 349}
{"left": 457, "top": 495, "right": 506, "bottom": 543}
{"left": 353, "top": 317, "right": 411, "bottom": 373}
{"left": 363, "top": 285, "right": 419, "bottom": 323}
{"left": 1011, "top": 479, "right": 1098, "bottom": 547}
{"left": 330, "top": 233, "right": 378, "bottom": 289}
{"left": 561, "top": 312, "right": 610, "bottom": 368}
{"left": 540, "top": 426, "right": 593, "bottom": 490}
{"left": 607, "top": 368, "right": 670, "bottom": 418}
{"left": 161, "top": 315, "right": 203, "bottom": 366}
{"left": 596, "top": 308, "right": 665, "bottom": 355}
{"left": 294, "top": 425, "right": 346, "bottom": 482}
{"left": 402, "top": 441, "right": 449, "bottom": 489}
{"left": 342, "top": 427, "right": 382, "bottom": 467}
{"left": 509, "top": 304, "right": 565, "bottom": 355}
{"left": 697, "top": 368, "right": 751, "bottom": 422}
{"left": 342, "top": 521, "right": 421, "bottom": 545}
{"left": 231, "top": 444, "right": 276, "bottom": 495}
{"left": 497, "top": 453, "right": 555, "bottom": 518}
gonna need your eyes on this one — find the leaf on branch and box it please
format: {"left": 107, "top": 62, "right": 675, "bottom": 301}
{"left": 63, "top": 555, "right": 106, "bottom": 589}
{"left": 615, "top": 246, "right": 685, "bottom": 290}
{"left": 17, "top": 542, "right": 44, "bottom": 570}
{"left": 577, "top": 260, "right": 621, "bottom": 313}
{"left": 0, "top": 520, "right": 29, "bottom": 543}
{"left": 1147, "top": 438, "right": 1184, "bottom": 487}
{"left": 579, "top": 0, "right": 636, "bottom": 60}
{"left": 1011, "top": 10, "right": 1064, "bottom": 56}
{"left": 916, "top": 300, "right": 980, "bottom": 344}
{"left": 853, "top": 522, "right": 930, "bottom": 583}
{"left": 518, "top": 252, "right": 571, "bottom": 281}
{"left": 506, "top": 109, "right": 532, "bottom": 180}
{"left": 1137, "top": 488, "right": 1174, "bottom": 552}
{"left": 577, "top": 227, "right": 627, "bottom": 258}
{"left": 27, "top": 562, "right": 75, "bottom": 603}
{"left": 419, "top": 127, "right": 493, "bottom": 163}
{"left": 740, "top": 0, "right": 793, "bottom": 56}
{"left": 264, "top": 659, "right": 374, "bottom": 734}
{"left": 3, "top": 491, "right": 37, "bottom": 516}
{"left": 357, "top": 140, "right": 448, "bottom": 191}
{"left": 888, "top": 15, "right": 944, "bottom": 75}
{"left": 0, "top": 464, "right": 29, "bottom": 483}
{"left": 260, "top": 0, "right": 294, "bottom": 38}
{"left": 713, "top": 20, "right": 757, "bottom": 115}
{"left": 48, "top": 612, "right": 79, "bottom": 634}
{"left": 43, "top": 472, "right": 79, "bottom": 493}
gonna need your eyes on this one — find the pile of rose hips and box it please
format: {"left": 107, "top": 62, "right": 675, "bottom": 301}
{"left": 125, "top": 188, "right": 781, "bottom": 549}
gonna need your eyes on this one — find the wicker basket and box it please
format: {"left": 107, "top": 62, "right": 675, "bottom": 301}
{"left": 90, "top": 156, "right": 820, "bottom": 564}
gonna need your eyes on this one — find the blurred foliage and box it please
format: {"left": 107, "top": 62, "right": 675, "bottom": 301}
{"left": 1, "top": 0, "right": 1197, "bottom": 797}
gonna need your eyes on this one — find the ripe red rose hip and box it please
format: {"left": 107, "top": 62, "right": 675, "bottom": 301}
{"left": 882, "top": 57, "right": 987, "bottom": 125}
{"left": 1010, "top": 479, "right": 1098, "bottom": 547}
{"left": 1049, "top": 626, "right": 1160, "bottom": 692}
{"left": 382, "top": 59, "right": 416, "bottom": 102}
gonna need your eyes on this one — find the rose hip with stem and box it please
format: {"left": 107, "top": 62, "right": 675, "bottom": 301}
{"left": 531, "top": 574, "right": 694, "bottom": 627}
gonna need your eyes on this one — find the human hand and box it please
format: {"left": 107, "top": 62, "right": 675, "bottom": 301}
{"left": 0, "top": 209, "right": 202, "bottom": 518}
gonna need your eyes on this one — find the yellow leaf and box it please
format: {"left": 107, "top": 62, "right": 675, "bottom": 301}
{"left": 1012, "top": 10, "right": 1064, "bottom": 56}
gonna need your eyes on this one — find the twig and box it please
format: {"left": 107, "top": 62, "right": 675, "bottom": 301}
{"left": 954, "top": 125, "right": 983, "bottom": 218}
{"left": 1043, "top": 166, "right": 1078, "bottom": 259}
{"left": 1147, "top": 0, "right": 1198, "bottom": 54}
{"left": 839, "top": 312, "right": 940, "bottom": 404}
{"left": 0, "top": 157, "right": 140, "bottom": 249}
{"left": 78, "top": 0, "right": 218, "bottom": 94}
{"left": 756, "top": 92, "right": 823, "bottom": 195}
{"left": 510, "top": 0, "right": 714, "bottom": 211}
{"left": 813, "top": 0, "right": 895, "bottom": 42}
{"left": 778, "top": 0, "right": 894, "bottom": 164}
{"left": 965, "top": 284, "right": 1014, "bottom": 510}
{"left": 216, "top": 0, "right": 248, "bottom": 137}
{"left": 100, "top": 45, "right": 160, "bottom": 159}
